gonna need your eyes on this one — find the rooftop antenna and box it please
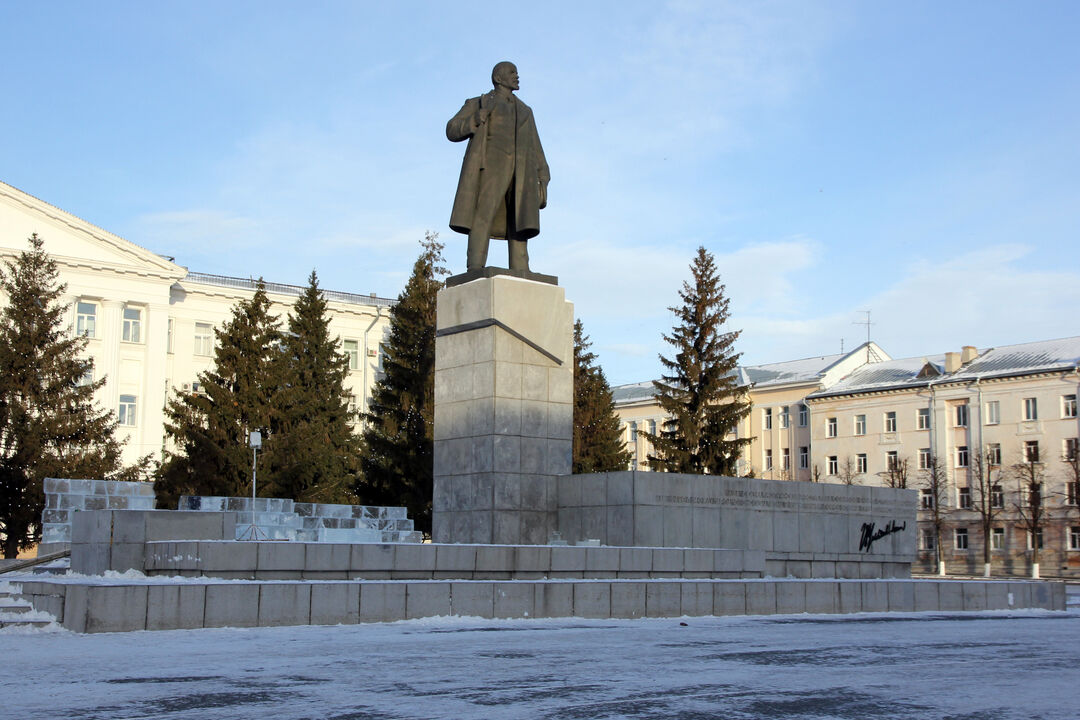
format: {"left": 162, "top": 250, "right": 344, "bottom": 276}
{"left": 853, "top": 310, "right": 874, "bottom": 363}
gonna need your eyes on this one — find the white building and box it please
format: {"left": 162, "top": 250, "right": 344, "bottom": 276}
{"left": 0, "top": 181, "right": 394, "bottom": 467}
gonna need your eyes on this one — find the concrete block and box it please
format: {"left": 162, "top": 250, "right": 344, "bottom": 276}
{"left": 745, "top": 581, "right": 777, "bottom": 615}
{"left": 784, "top": 560, "right": 812, "bottom": 579}
{"left": 310, "top": 583, "right": 360, "bottom": 625}
{"left": 533, "top": 582, "right": 573, "bottom": 618}
{"left": 406, "top": 583, "right": 451, "bottom": 619}
{"left": 108, "top": 543, "right": 144, "bottom": 573}
{"left": 606, "top": 474, "right": 633, "bottom": 506}
{"left": 451, "top": 582, "right": 494, "bottom": 618}
{"left": 395, "top": 544, "right": 437, "bottom": 574}
{"left": 1031, "top": 582, "right": 1052, "bottom": 609}
{"left": 810, "top": 561, "right": 836, "bottom": 578}
{"left": 558, "top": 475, "right": 581, "bottom": 506}
{"left": 204, "top": 584, "right": 260, "bottom": 628}
{"left": 861, "top": 582, "right": 888, "bottom": 612}
{"left": 200, "top": 541, "right": 257, "bottom": 574}
{"left": 581, "top": 474, "right": 605, "bottom": 506}
{"left": 772, "top": 512, "right": 800, "bottom": 553}
{"left": 681, "top": 582, "right": 712, "bottom": 616}
{"left": 663, "top": 506, "right": 692, "bottom": 547}
{"left": 586, "top": 547, "right": 619, "bottom": 573}
{"left": 683, "top": 549, "right": 713, "bottom": 575}
{"left": 805, "top": 582, "right": 838, "bottom": 614}
{"left": 513, "top": 546, "right": 550, "bottom": 578}
{"left": 61, "top": 584, "right": 88, "bottom": 632}
{"left": 146, "top": 511, "right": 233, "bottom": 541}
{"left": 435, "top": 544, "right": 477, "bottom": 573}
{"left": 606, "top": 505, "right": 633, "bottom": 547}
{"left": 70, "top": 543, "right": 110, "bottom": 576}
{"left": 764, "top": 559, "right": 787, "bottom": 578}
{"left": 619, "top": 547, "right": 652, "bottom": 576}
{"left": 491, "top": 509, "right": 519, "bottom": 546}
{"left": 572, "top": 582, "right": 610, "bottom": 618}
{"left": 799, "top": 512, "right": 826, "bottom": 554}
{"left": 961, "top": 582, "right": 987, "bottom": 611}
{"left": 360, "top": 583, "right": 407, "bottom": 623}
{"left": 634, "top": 505, "right": 664, "bottom": 547}
{"left": 651, "top": 548, "right": 683, "bottom": 575}
{"left": 836, "top": 562, "right": 860, "bottom": 579}
{"left": 256, "top": 543, "right": 304, "bottom": 573}
{"left": 610, "top": 582, "right": 646, "bottom": 618}
{"left": 494, "top": 474, "right": 522, "bottom": 510}
{"left": 713, "top": 582, "right": 747, "bottom": 616}
{"left": 859, "top": 561, "right": 884, "bottom": 579}
{"left": 886, "top": 581, "right": 915, "bottom": 612}
{"left": 1006, "top": 582, "right": 1032, "bottom": 609}
{"left": 557, "top": 507, "right": 582, "bottom": 544}
{"left": 645, "top": 583, "right": 681, "bottom": 617}
{"left": 743, "top": 550, "right": 767, "bottom": 575}
{"left": 258, "top": 584, "right": 311, "bottom": 627}
{"left": 747, "top": 511, "right": 774, "bottom": 551}
{"left": 551, "top": 546, "right": 586, "bottom": 573}
{"left": 938, "top": 582, "right": 964, "bottom": 611}
{"left": 835, "top": 581, "right": 861, "bottom": 613}
{"left": 71, "top": 510, "right": 113, "bottom": 544}
{"left": 691, "top": 507, "right": 720, "bottom": 548}
{"left": 581, "top": 507, "right": 605, "bottom": 541}
{"left": 984, "top": 582, "right": 1010, "bottom": 611}
{"left": 110, "top": 511, "right": 146, "bottom": 543}
{"left": 776, "top": 582, "right": 806, "bottom": 614}
{"left": 304, "top": 544, "right": 351, "bottom": 579}
{"left": 494, "top": 582, "right": 534, "bottom": 618}
{"left": 714, "top": 550, "right": 745, "bottom": 573}
{"left": 475, "top": 545, "right": 514, "bottom": 574}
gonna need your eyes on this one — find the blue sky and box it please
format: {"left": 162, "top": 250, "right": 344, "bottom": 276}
{"left": 2, "top": 1, "right": 1078, "bottom": 385}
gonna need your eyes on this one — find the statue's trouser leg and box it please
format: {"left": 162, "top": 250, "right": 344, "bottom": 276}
{"left": 467, "top": 156, "right": 515, "bottom": 270}
{"left": 508, "top": 239, "right": 529, "bottom": 271}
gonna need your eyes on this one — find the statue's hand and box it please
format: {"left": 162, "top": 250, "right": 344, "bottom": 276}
{"left": 539, "top": 181, "right": 547, "bottom": 210}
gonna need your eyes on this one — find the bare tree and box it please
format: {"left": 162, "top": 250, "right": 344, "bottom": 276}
{"left": 811, "top": 464, "right": 822, "bottom": 483}
{"left": 879, "top": 455, "right": 910, "bottom": 489}
{"left": 1011, "top": 456, "right": 1047, "bottom": 579}
{"left": 918, "top": 454, "right": 950, "bottom": 576}
{"left": 969, "top": 448, "right": 1003, "bottom": 578}
{"left": 1060, "top": 447, "right": 1079, "bottom": 521}
{"left": 836, "top": 456, "right": 860, "bottom": 486}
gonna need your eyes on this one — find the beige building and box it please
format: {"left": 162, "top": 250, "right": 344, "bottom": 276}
{"left": 0, "top": 181, "right": 393, "bottom": 468}
{"left": 613, "top": 337, "right": 1080, "bottom": 577}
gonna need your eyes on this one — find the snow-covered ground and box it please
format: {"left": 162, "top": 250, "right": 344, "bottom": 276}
{"left": 3, "top": 609, "right": 1078, "bottom": 719}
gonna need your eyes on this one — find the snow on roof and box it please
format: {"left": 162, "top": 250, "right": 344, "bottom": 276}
{"left": 611, "top": 380, "right": 657, "bottom": 405}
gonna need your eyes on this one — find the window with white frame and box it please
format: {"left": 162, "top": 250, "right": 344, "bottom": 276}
{"left": 918, "top": 447, "right": 931, "bottom": 470}
{"left": 121, "top": 307, "right": 142, "bottom": 343}
{"left": 781, "top": 447, "right": 790, "bottom": 471}
{"left": 343, "top": 339, "right": 359, "bottom": 371}
{"left": 1068, "top": 481, "right": 1079, "bottom": 506}
{"left": 779, "top": 406, "right": 790, "bottom": 429}
{"left": 118, "top": 394, "right": 137, "bottom": 426}
{"left": 1027, "top": 528, "right": 1043, "bottom": 550}
{"left": 955, "top": 404, "right": 969, "bottom": 427}
{"left": 985, "top": 400, "right": 1000, "bottom": 425}
{"left": 991, "top": 484, "right": 1004, "bottom": 509}
{"left": 957, "top": 486, "right": 972, "bottom": 509}
{"left": 347, "top": 394, "right": 358, "bottom": 415}
{"left": 991, "top": 527, "right": 1005, "bottom": 551}
{"left": 647, "top": 419, "right": 657, "bottom": 436}
{"left": 1070, "top": 527, "right": 1080, "bottom": 551}
{"left": 856, "top": 453, "right": 867, "bottom": 474}
{"left": 798, "top": 404, "right": 808, "bottom": 427}
{"left": 920, "top": 488, "right": 934, "bottom": 509}
{"left": 1023, "top": 482, "right": 1043, "bottom": 508}
{"left": 954, "top": 527, "right": 969, "bottom": 550}
{"left": 629, "top": 421, "right": 637, "bottom": 443}
{"left": 917, "top": 407, "right": 931, "bottom": 430}
{"left": 765, "top": 449, "right": 773, "bottom": 471}
{"left": 886, "top": 450, "right": 898, "bottom": 471}
{"left": 827, "top": 456, "right": 838, "bottom": 475}
{"left": 826, "top": 417, "right": 837, "bottom": 438}
{"left": 854, "top": 414, "right": 866, "bottom": 436}
{"left": 194, "top": 323, "right": 213, "bottom": 356}
{"left": 763, "top": 407, "right": 772, "bottom": 430}
{"left": 956, "top": 445, "right": 969, "bottom": 468}
{"left": 1025, "top": 440, "right": 1040, "bottom": 463}
{"left": 987, "top": 443, "right": 1002, "bottom": 466}
{"left": 76, "top": 368, "right": 94, "bottom": 387}
{"left": 76, "top": 301, "right": 97, "bottom": 338}
{"left": 1064, "top": 437, "right": 1078, "bottom": 461}
{"left": 799, "top": 446, "right": 809, "bottom": 469}
{"left": 884, "top": 411, "right": 897, "bottom": 433}
{"left": 1064, "top": 394, "right": 1078, "bottom": 419}
{"left": 1023, "top": 397, "right": 1038, "bottom": 421}
{"left": 920, "top": 528, "right": 936, "bottom": 551}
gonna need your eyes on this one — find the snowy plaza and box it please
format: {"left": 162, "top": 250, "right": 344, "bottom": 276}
{"left": 4, "top": 608, "right": 1079, "bottom": 719}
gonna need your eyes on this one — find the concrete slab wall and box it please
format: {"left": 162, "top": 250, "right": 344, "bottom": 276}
{"left": 12, "top": 578, "right": 1066, "bottom": 634}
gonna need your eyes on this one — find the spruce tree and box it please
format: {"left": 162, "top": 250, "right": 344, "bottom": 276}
{"left": 573, "top": 320, "right": 632, "bottom": 473}
{"left": 266, "top": 271, "right": 360, "bottom": 503}
{"left": 643, "top": 246, "right": 751, "bottom": 475}
{"left": 0, "top": 234, "right": 145, "bottom": 557}
{"left": 357, "top": 233, "right": 446, "bottom": 533}
{"left": 156, "top": 281, "right": 281, "bottom": 508}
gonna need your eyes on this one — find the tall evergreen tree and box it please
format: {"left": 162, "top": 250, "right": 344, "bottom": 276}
{"left": 0, "top": 234, "right": 145, "bottom": 557}
{"left": 356, "top": 233, "right": 446, "bottom": 533}
{"left": 156, "top": 281, "right": 281, "bottom": 508}
{"left": 573, "top": 320, "right": 632, "bottom": 473}
{"left": 643, "top": 246, "right": 751, "bottom": 475}
{"left": 265, "top": 271, "right": 360, "bottom": 503}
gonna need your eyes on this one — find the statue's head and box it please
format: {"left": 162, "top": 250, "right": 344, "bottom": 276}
{"left": 491, "top": 61, "right": 519, "bottom": 91}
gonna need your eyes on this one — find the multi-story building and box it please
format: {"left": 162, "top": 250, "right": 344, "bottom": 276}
{"left": 0, "top": 181, "right": 394, "bottom": 468}
{"left": 613, "top": 338, "right": 1080, "bottom": 577}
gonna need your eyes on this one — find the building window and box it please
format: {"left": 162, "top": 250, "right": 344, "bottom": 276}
{"left": 629, "top": 421, "right": 637, "bottom": 443}
{"left": 763, "top": 408, "right": 772, "bottom": 430}
{"left": 856, "top": 454, "right": 867, "bottom": 474}
{"left": 1068, "top": 482, "right": 1079, "bottom": 507}
{"left": 957, "top": 486, "right": 972, "bottom": 509}
{"left": 827, "top": 456, "right": 838, "bottom": 475}
{"left": 1064, "top": 394, "right": 1078, "bottom": 419}
{"left": 799, "top": 446, "right": 809, "bottom": 469}
{"left": 1024, "top": 483, "right": 1043, "bottom": 508}
{"left": 76, "top": 368, "right": 94, "bottom": 387}
{"left": 647, "top": 419, "right": 657, "bottom": 436}
{"left": 854, "top": 414, "right": 866, "bottom": 436}
{"left": 991, "top": 527, "right": 1005, "bottom": 551}
{"left": 917, "top": 407, "right": 931, "bottom": 430}
{"left": 985, "top": 400, "right": 1000, "bottom": 425}
{"left": 76, "top": 301, "right": 97, "bottom": 338}
{"left": 991, "top": 484, "right": 1004, "bottom": 509}
{"left": 918, "top": 448, "right": 931, "bottom": 470}
{"left": 1023, "top": 397, "right": 1038, "bottom": 421}
{"left": 118, "top": 394, "right": 137, "bottom": 426}
{"left": 955, "top": 528, "right": 969, "bottom": 551}
{"left": 987, "top": 443, "right": 1001, "bottom": 466}
{"left": 826, "top": 417, "right": 837, "bottom": 438}
{"left": 920, "top": 528, "right": 936, "bottom": 551}
{"left": 194, "top": 323, "right": 213, "bottom": 356}
{"left": 955, "top": 404, "right": 969, "bottom": 427}
{"left": 798, "top": 405, "right": 808, "bottom": 427}
{"left": 886, "top": 450, "right": 898, "bottom": 471}
{"left": 765, "top": 449, "right": 773, "bottom": 471}
{"left": 884, "top": 411, "right": 897, "bottom": 433}
{"left": 1025, "top": 440, "right": 1040, "bottom": 463}
{"left": 347, "top": 394, "right": 358, "bottom": 415}
{"left": 121, "top": 307, "right": 142, "bottom": 343}
{"left": 956, "top": 445, "right": 969, "bottom": 468}
{"left": 1061, "top": 437, "right": 1078, "bottom": 461}
{"left": 1027, "top": 529, "right": 1043, "bottom": 551}
{"left": 781, "top": 447, "right": 790, "bottom": 471}
{"left": 920, "top": 488, "right": 935, "bottom": 510}
{"left": 1070, "top": 527, "right": 1080, "bottom": 551}
{"left": 342, "top": 339, "right": 359, "bottom": 371}
{"left": 779, "top": 406, "right": 790, "bottom": 429}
